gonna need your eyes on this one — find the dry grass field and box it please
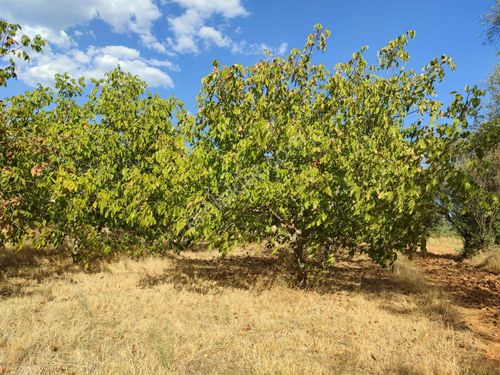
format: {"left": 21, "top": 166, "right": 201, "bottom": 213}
{"left": 0, "top": 239, "right": 498, "bottom": 374}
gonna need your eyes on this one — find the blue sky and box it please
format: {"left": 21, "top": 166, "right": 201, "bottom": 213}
{"left": 1, "top": 0, "right": 498, "bottom": 110}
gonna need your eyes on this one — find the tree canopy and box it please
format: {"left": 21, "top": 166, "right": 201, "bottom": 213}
{"left": 0, "top": 22, "right": 490, "bottom": 284}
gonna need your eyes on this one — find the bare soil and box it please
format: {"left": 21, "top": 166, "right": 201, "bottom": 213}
{"left": 415, "top": 243, "right": 499, "bottom": 361}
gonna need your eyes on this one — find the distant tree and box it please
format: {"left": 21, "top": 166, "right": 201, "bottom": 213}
{"left": 441, "top": 67, "right": 499, "bottom": 256}
{"left": 0, "top": 20, "right": 46, "bottom": 87}
{"left": 483, "top": 1, "right": 500, "bottom": 45}
{"left": 438, "top": 3, "right": 500, "bottom": 257}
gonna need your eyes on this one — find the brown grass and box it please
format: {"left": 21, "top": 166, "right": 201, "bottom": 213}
{"left": 465, "top": 247, "right": 500, "bottom": 274}
{"left": 0, "top": 246, "right": 495, "bottom": 374}
{"left": 427, "top": 236, "right": 464, "bottom": 255}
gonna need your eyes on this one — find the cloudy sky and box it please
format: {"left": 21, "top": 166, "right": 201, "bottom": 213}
{"left": 1, "top": 0, "right": 497, "bottom": 109}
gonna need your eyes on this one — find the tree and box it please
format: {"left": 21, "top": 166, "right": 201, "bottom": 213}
{"left": 187, "top": 25, "right": 481, "bottom": 285}
{"left": 438, "top": 3, "right": 500, "bottom": 257}
{"left": 441, "top": 66, "right": 499, "bottom": 256}
{"left": 0, "top": 22, "right": 484, "bottom": 279}
{"left": 1, "top": 20, "right": 46, "bottom": 247}
{"left": 483, "top": 1, "right": 500, "bottom": 45}
{"left": 0, "top": 20, "right": 46, "bottom": 87}
{"left": 1, "top": 69, "right": 190, "bottom": 258}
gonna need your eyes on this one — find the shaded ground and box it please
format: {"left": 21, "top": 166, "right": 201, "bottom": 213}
{"left": 137, "top": 242, "right": 500, "bottom": 362}
{"left": 141, "top": 243, "right": 500, "bottom": 362}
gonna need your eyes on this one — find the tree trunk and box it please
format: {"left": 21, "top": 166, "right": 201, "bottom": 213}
{"left": 71, "top": 236, "right": 82, "bottom": 263}
{"left": 293, "top": 242, "right": 308, "bottom": 288}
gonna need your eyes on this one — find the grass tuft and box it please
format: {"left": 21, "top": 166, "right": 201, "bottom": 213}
{"left": 465, "top": 247, "right": 500, "bottom": 274}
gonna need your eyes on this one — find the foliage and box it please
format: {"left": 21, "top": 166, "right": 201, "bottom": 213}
{"left": 0, "top": 20, "right": 46, "bottom": 87}
{"left": 0, "top": 23, "right": 487, "bottom": 283}
{"left": 429, "top": 217, "right": 459, "bottom": 238}
{"left": 441, "top": 67, "right": 500, "bottom": 256}
{"left": 187, "top": 25, "right": 481, "bottom": 285}
{"left": 1, "top": 68, "right": 190, "bottom": 258}
{"left": 482, "top": 1, "right": 500, "bottom": 45}
{"left": 439, "top": 3, "right": 500, "bottom": 257}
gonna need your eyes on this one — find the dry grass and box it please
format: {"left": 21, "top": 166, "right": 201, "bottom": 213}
{"left": 427, "top": 236, "right": 464, "bottom": 255}
{"left": 428, "top": 233, "right": 500, "bottom": 274}
{"left": 373, "top": 258, "right": 466, "bottom": 331}
{"left": 0, "top": 246, "right": 494, "bottom": 374}
{"left": 465, "top": 247, "right": 500, "bottom": 274}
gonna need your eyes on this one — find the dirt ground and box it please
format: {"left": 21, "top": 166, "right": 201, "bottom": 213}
{"left": 416, "top": 240, "right": 499, "bottom": 361}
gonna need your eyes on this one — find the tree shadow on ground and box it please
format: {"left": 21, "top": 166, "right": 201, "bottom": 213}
{"left": 0, "top": 245, "right": 112, "bottom": 299}
{"left": 417, "top": 251, "right": 463, "bottom": 261}
{"left": 139, "top": 253, "right": 282, "bottom": 293}
{"left": 137, "top": 250, "right": 500, "bottom": 334}
{"left": 134, "top": 250, "right": 498, "bottom": 308}
{"left": 2, "top": 245, "right": 497, "bottom": 328}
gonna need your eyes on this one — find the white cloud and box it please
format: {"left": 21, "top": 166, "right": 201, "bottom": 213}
{"left": 277, "top": 42, "right": 288, "bottom": 56}
{"left": 167, "top": 0, "right": 248, "bottom": 53}
{"left": 230, "top": 41, "right": 289, "bottom": 56}
{"left": 199, "top": 26, "right": 231, "bottom": 47}
{"left": 147, "top": 59, "right": 180, "bottom": 71}
{"left": 171, "top": 0, "right": 248, "bottom": 18}
{"left": 167, "top": 8, "right": 204, "bottom": 54}
{"left": 17, "top": 45, "right": 175, "bottom": 88}
{"left": 99, "top": 46, "right": 140, "bottom": 60}
{"left": 166, "top": 0, "right": 286, "bottom": 56}
{"left": 0, "top": 0, "right": 164, "bottom": 51}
